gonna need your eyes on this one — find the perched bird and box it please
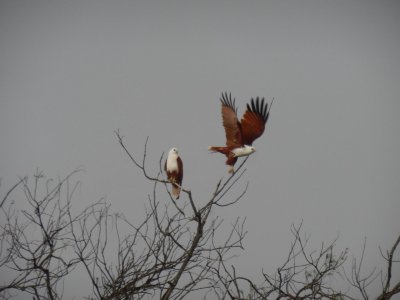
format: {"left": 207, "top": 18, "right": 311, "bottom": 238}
{"left": 164, "top": 147, "right": 183, "bottom": 199}
{"left": 209, "top": 92, "right": 273, "bottom": 173}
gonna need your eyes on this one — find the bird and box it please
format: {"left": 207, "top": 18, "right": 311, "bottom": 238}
{"left": 208, "top": 92, "right": 273, "bottom": 173}
{"left": 164, "top": 147, "right": 183, "bottom": 199}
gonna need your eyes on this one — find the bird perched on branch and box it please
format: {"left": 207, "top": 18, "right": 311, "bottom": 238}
{"left": 209, "top": 92, "right": 273, "bottom": 173}
{"left": 164, "top": 147, "right": 183, "bottom": 199}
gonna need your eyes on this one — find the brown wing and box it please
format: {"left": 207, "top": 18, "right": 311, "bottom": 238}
{"left": 177, "top": 156, "right": 183, "bottom": 185}
{"left": 240, "top": 97, "right": 272, "bottom": 145}
{"left": 220, "top": 92, "right": 243, "bottom": 148}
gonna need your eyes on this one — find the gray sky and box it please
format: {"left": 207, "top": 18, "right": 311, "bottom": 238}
{"left": 1, "top": 0, "right": 400, "bottom": 298}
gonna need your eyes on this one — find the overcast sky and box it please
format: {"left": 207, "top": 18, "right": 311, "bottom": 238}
{"left": 1, "top": 0, "right": 400, "bottom": 298}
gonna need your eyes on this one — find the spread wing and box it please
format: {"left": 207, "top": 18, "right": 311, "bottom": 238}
{"left": 240, "top": 97, "right": 272, "bottom": 145}
{"left": 220, "top": 92, "right": 243, "bottom": 148}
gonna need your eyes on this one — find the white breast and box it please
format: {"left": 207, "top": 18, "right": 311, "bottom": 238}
{"left": 167, "top": 154, "right": 179, "bottom": 171}
{"left": 231, "top": 146, "right": 255, "bottom": 157}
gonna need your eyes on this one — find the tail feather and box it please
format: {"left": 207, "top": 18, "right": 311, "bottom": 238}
{"left": 208, "top": 146, "right": 229, "bottom": 155}
{"left": 172, "top": 184, "right": 181, "bottom": 200}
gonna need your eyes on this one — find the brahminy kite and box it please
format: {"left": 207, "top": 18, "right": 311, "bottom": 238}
{"left": 208, "top": 92, "right": 273, "bottom": 173}
{"left": 164, "top": 147, "right": 183, "bottom": 199}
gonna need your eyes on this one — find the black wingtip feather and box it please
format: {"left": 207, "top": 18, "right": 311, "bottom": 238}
{"left": 249, "top": 97, "right": 271, "bottom": 123}
{"left": 220, "top": 93, "right": 273, "bottom": 124}
{"left": 263, "top": 101, "right": 268, "bottom": 120}
{"left": 256, "top": 97, "right": 260, "bottom": 113}
{"left": 220, "top": 92, "right": 237, "bottom": 114}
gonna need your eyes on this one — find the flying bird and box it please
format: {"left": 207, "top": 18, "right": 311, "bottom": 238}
{"left": 208, "top": 92, "right": 273, "bottom": 173}
{"left": 164, "top": 147, "right": 183, "bottom": 199}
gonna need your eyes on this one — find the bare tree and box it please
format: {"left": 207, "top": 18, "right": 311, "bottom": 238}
{"left": 1, "top": 134, "right": 249, "bottom": 300}
{"left": 345, "top": 235, "right": 400, "bottom": 300}
{"left": 212, "top": 222, "right": 349, "bottom": 299}
{"left": 0, "top": 134, "right": 399, "bottom": 300}
{"left": 0, "top": 170, "right": 82, "bottom": 299}
{"left": 211, "top": 222, "right": 400, "bottom": 300}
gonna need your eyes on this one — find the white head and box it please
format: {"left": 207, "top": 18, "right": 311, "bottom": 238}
{"left": 168, "top": 147, "right": 179, "bottom": 157}
{"left": 244, "top": 145, "right": 256, "bottom": 154}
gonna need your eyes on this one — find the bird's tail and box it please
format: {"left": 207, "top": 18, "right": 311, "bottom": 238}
{"left": 208, "top": 146, "right": 229, "bottom": 155}
{"left": 172, "top": 184, "right": 181, "bottom": 200}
